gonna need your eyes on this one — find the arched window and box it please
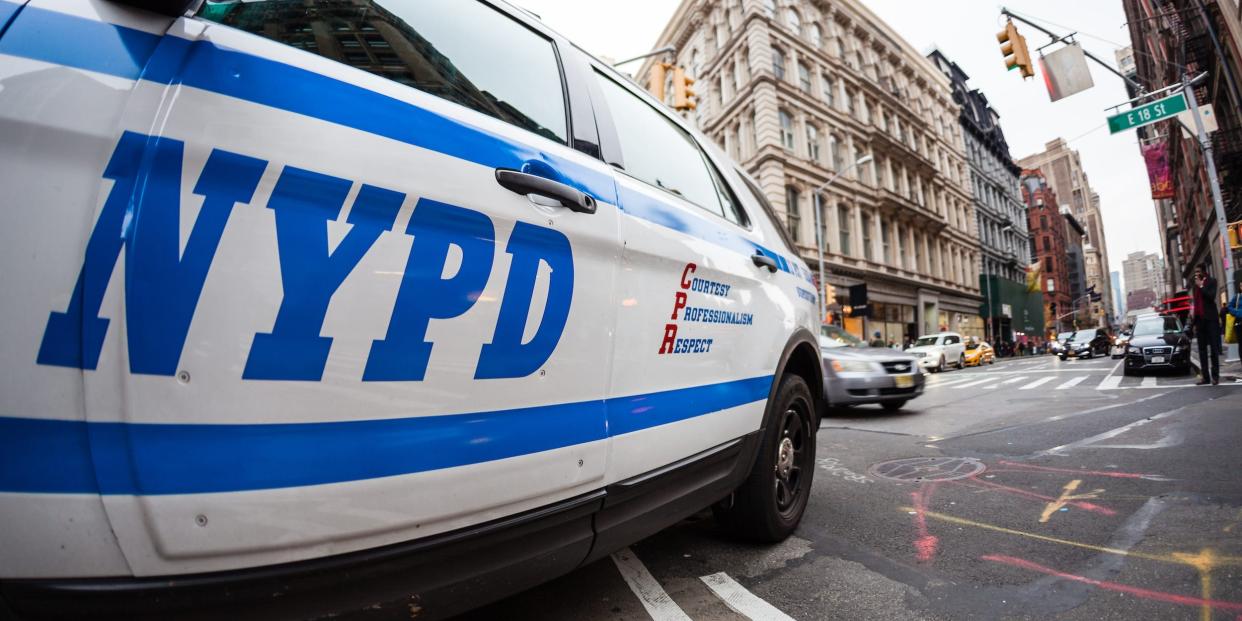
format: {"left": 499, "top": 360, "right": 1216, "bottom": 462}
{"left": 779, "top": 110, "right": 795, "bottom": 150}
{"left": 809, "top": 24, "right": 822, "bottom": 48}
{"left": 785, "top": 8, "right": 801, "bottom": 32}
{"left": 771, "top": 47, "right": 786, "bottom": 79}
{"left": 762, "top": 0, "right": 776, "bottom": 18}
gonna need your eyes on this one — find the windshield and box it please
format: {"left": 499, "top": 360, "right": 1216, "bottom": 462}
{"left": 1070, "top": 330, "right": 1097, "bottom": 343}
{"left": 965, "top": 343, "right": 979, "bottom": 351}
{"left": 913, "top": 336, "right": 940, "bottom": 347}
{"left": 1133, "top": 317, "right": 1180, "bottom": 337}
{"left": 1057, "top": 332, "right": 1074, "bottom": 342}
{"left": 820, "top": 325, "right": 863, "bottom": 349}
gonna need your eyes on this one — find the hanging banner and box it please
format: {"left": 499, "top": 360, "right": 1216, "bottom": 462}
{"left": 1025, "top": 262, "right": 1042, "bottom": 293}
{"left": 1142, "top": 141, "right": 1174, "bottom": 200}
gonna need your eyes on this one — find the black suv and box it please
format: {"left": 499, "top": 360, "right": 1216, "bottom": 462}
{"left": 1059, "top": 328, "right": 1111, "bottom": 360}
{"left": 1123, "top": 315, "right": 1191, "bottom": 375}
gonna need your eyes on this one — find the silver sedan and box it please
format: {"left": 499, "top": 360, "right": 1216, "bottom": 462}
{"left": 820, "top": 325, "right": 925, "bottom": 412}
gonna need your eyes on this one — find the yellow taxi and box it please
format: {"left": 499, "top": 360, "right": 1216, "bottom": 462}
{"left": 963, "top": 340, "right": 995, "bottom": 367}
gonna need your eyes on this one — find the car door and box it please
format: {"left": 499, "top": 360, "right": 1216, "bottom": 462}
{"left": 587, "top": 65, "right": 795, "bottom": 484}
{"left": 53, "top": 0, "right": 620, "bottom": 576}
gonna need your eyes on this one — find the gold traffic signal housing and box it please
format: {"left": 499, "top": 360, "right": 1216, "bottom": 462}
{"left": 672, "top": 66, "right": 697, "bottom": 110}
{"left": 648, "top": 62, "right": 673, "bottom": 102}
{"left": 1228, "top": 220, "right": 1242, "bottom": 250}
{"left": 997, "top": 20, "right": 1035, "bottom": 79}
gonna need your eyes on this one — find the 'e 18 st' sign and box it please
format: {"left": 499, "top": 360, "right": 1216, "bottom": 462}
{"left": 1107, "top": 93, "right": 1188, "bottom": 134}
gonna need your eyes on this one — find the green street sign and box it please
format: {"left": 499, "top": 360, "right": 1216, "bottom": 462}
{"left": 1107, "top": 92, "right": 1188, "bottom": 134}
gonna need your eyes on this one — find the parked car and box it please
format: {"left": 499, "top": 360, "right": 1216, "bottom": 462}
{"left": 820, "top": 325, "right": 924, "bottom": 411}
{"left": 1059, "top": 328, "right": 1111, "bottom": 360}
{"left": 0, "top": 1, "right": 828, "bottom": 618}
{"left": 906, "top": 332, "right": 967, "bottom": 372}
{"left": 1111, "top": 329, "right": 1133, "bottom": 359}
{"left": 1123, "top": 315, "right": 1192, "bottom": 376}
{"left": 1049, "top": 331, "right": 1075, "bottom": 356}
{"left": 963, "top": 340, "right": 995, "bottom": 367}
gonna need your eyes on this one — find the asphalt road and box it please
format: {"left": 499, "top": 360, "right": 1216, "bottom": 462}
{"left": 460, "top": 354, "right": 1242, "bottom": 621}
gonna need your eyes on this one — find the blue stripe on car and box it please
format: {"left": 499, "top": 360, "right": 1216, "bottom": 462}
{"left": 0, "top": 375, "right": 772, "bottom": 495}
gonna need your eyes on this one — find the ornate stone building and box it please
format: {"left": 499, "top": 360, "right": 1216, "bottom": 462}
{"left": 641, "top": 0, "right": 982, "bottom": 342}
{"left": 929, "top": 50, "right": 1041, "bottom": 345}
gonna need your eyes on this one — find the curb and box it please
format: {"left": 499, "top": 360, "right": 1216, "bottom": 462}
{"left": 1188, "top": 339, "right": 1241, "bottom": 382}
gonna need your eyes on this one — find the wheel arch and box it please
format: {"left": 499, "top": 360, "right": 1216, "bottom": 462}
{"left": 767, "top": 329, "right": 825, "bottom": 429}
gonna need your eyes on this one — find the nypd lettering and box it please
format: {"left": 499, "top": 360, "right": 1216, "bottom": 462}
{"left": 37, "top": 132, "right": 573, "bottom": 381}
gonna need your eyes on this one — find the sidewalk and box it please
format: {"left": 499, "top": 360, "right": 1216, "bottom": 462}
{"left": 1189, "top": 339, "right": 1242, "bottom": 381}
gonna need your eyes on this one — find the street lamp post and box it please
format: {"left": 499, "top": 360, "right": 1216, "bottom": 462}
{"left": 811, "top": 154, "right": 873, "bottom": 324}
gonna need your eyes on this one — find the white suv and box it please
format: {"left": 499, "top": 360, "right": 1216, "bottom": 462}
{"left": 907, "top": 332, "right": 968, "bottom": 372}
{"left": 0, "top": 0, "right": 826, "bottom": 617}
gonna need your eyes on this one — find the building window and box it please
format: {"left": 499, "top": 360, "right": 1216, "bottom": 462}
{"left": 830, "top": 134, "right": 844, "bottom": 170}
{"left": 785, "top": 186, "right": 801, "bottom": 243}
{"left": 839, "top": 205, "right": 852, "bottom": 256}
{"left": 1040, "top": 215, "right": 1048, "bottom": 229}
{"left": 809, "top": 24, "right": 822, "bottom": 48}
{"left": 771, "top": 47, "right": 786, "bottom": 80}
{"left": 798, "top": 62, "right": 811, "bottom": 92}
{"left": 762, "top": 0, "right": 775, "bottom": 18}
{"left": 1043, "top": 236, "right": 1051, "bottom": 251}
{"left": 842, "top": 88, "right": 853, "bottom": 114}
{"left": 806, "top": 124, "right": 820, "bottom": 162}
{"left": 881, "top": 220, "right": 891, "bottom": 264}
{"left": 821, "top": 73, "right": 834, "bottom": 106}
{"left": 785, "top": 8, "right": 801, "bottom": 33}
{"left": 862, "top": 214, "right": 873, "bottom": 261}
{"left": 779, "top": 110, "right": 795, "bottom": 150}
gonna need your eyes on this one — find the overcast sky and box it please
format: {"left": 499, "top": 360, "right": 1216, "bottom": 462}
{"left": 516, "top": 1, "right": 1163, "bottom": 287}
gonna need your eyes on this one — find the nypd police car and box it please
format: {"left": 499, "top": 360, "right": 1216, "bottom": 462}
{"left": 0, "top": 0, "right": 826, "bottom": 618}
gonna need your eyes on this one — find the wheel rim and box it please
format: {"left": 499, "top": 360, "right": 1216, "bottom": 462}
{"left": 773, "top": 403, "right": 808, "bottom": 515}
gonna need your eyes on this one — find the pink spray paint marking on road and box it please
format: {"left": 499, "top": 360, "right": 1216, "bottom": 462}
{"left": 910, "top": 482, "right": 940, "bottom": 563}
{"left": 981, "top": 554, "right": 1242, "bottom": 612}
{"left": 947, "top": 477, "right": 1117, "bottom": 517}
{"left": 995, "top": 460, "right": 1157, "bottom": 480}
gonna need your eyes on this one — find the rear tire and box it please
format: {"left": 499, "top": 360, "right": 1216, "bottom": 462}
{"left": 715, "top": 374, "right": 815, "bottom": 542}
{"left": 936, "top": 356, "right": 945, "bottom": 373}
{"left": 881, "top": 400, "right": 906, "bottom": 412}
{"left": 958, "top": 354, "right": 965, "bottom": 368}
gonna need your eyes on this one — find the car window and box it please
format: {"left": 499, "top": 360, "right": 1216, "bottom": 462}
{"left": 945, "top": 336, "right": 959, "bottom": 345}
{"left": 913, "top": 336, "right": 939, "bottom": 347}
{"left": 594, "top": 70, "right": 726, "bottom": 218}
{"left": 198, "top": 0, "right": 568, "bottom": 144}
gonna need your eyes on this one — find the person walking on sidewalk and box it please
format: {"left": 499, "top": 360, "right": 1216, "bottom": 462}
{"left": 1190, "top": 263, "right": 1222, "bottom": 385}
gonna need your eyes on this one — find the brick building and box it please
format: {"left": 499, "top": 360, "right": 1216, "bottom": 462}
{"left": 1023, "top": 170, "right": 1072, "bottom": 335}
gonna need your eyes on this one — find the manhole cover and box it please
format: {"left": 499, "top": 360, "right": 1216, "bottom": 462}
{"left": 868, "top": 457, "right": 986, "bottom": 482}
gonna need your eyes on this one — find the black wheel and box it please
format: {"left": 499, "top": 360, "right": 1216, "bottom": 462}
{"left": 1123, "top": 366, "right": 1134, "bottom": 377}
{"left": 881, "top": 400, "right": 907, "bottom": 412}
{"left": 715, "top": 374, "right": 815, "bottom": 542}
{"left": 936, "top": 356, "right": 945, "bottom": 373}
{"left": 958, "top": 354, "right": 966, "bottom": 368}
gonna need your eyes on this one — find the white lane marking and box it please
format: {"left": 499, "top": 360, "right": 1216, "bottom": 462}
{"left": 1141, "top": 375, "right": 1158, "bottom": 388}
{"left": 986, "top": 376, "right": 1028, "bottom": 389}
{"left": 1019, "top": 377, "right": 1055, "bottom": 390}
{"left": 955, "top": 377, "right": 1000, "bottom": 389}
{"left": 1056, "top": 375, "right": 1089, "bottom": 390}
{"left": 1096, "top": 360, "right": 1125, "bottom": 390}
{"left": 1040, "top": 393, "right": 1174, "bottom": 456}
{"left": 700, "top": 572, "right": 795, "bottom": 621}
{"left": 924, "top": 376, "right": 982, "bottom": 388}
{"left": 611, "top": 548, "right": 692, "bottom": 621}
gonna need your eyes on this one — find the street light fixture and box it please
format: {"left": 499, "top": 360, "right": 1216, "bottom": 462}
{"left": 811, "top": 154, "right": 873, "bottom": 323}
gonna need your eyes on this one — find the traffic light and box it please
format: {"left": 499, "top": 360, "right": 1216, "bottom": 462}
{"left": 672, "top": 66, "right": 697, "bottom": 111}
{"left": 997, "top": 20, "right": 1035, "bottom": 79}
{"left": 648, "top": 62, "right": 672, "bottom": 102}
{"left": 1229, "top": 219, "right": 1242, "bottom": 250}
{"left": 1050, "top": 302, "right": 1057, "bottom": 314}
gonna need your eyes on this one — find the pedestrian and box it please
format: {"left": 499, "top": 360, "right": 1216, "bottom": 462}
{"left": 1190, "top": 262, "right": 1222, "bottom": 385}
{"left": 869, "top": 330, "right": 885, "bottom": 348}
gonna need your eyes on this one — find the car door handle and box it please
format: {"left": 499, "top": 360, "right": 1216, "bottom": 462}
{"left": 751, "top": 251, "right": 777, "bottom": 273}
{"left": 495, "top": 169, "right": 596, "bottom": 214}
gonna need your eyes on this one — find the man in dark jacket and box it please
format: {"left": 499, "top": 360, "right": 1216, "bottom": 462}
{"left": 1191, "top": 263, "right": 1221, "bottom": 385}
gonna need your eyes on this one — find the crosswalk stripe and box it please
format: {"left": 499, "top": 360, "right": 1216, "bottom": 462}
{"left": 1019, "top": 377, "right": 1055, "bottom": 390}
{"left": 1056, "top": 376, "right": 1089, "bottom": 390}
{"left": 700, "top": 573, "right": 795, "bottom": 621}
{"left": 612, "top": 548, "right": 692, "bottom": 621}
{"left": 1097, "top": 374, "right": 1123, "bottom": 390}
{"left": 1141, "top": 376, "right": 1157, "bottom": 387}
{"left": 955, "top": 377, "right": 999, "bottom": 389}
{"left": 986, "top": 376, "right": 1027, "bottom": 389}
{"left": 927, "top": 376, "right": 982, "bottom": 388}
